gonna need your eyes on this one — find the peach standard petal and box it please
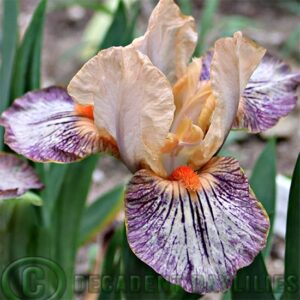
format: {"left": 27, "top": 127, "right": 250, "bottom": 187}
{"left": 190, "top": 32, "right": 266, "bottom": 167}
{"left": 68, "top": 47, "right": 175, "bottom": 176}
{"left": 132, "top": 0, "right": 198, "bottom": 84}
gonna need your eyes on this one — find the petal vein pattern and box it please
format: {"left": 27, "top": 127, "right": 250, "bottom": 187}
{"left": 0, "top": 153, "right": 43, "bottom": 200}
{"left": 125, "top": 157, "right": 269, "bottom": 293}
{"left": 200, "top": 49, "right": 300, "bottom": 133}
{"left": 235, "top": 53, "right": 300, "bottom": 132}
{"left": 0, "top": 87, "right": 117, "bottom": 163}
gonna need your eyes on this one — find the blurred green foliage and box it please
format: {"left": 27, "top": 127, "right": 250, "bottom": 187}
{"left": 229, "top": 140, "right": 277, "bottom": 300}
{"left": 231, "top": 254, "right": 275, "bottom": 300}
{"left": 250, "top": 139, "right": 277, "bottom": 258}
{"left": 0, "top": 0, "right": 18, "bottom": 149}
{"left": 196, "top": 0, "right": 219, "bottom": 56}
{"left": 284, "top": 153, "right": 300, "bottom": 300}
{"left": 0, "top": 0, "right": 299, "bottom": 299}
{"left": 11, "top": 0, "right": 47, "bottom": 99}
{"left": 79, "top": 185, "right": 124, "bottom": 246}
{"left": 100, "top": 225, "right": 200, "bottom": 300}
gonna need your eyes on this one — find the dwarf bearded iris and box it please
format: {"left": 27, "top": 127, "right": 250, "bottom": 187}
{"left": 1, "top": 0, "right": 299, "bottom": 293}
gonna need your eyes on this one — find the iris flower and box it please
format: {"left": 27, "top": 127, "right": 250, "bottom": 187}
{"left": 0, "top": 153, "right": 43, "bottom": 200}
{"left": 1, "top": 0, "right": 299, "bottom": 293}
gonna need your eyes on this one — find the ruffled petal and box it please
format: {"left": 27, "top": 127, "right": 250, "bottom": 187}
{"left": 234, "top": 53, "right": 300, "bottom": 132}
{"left": 132, "top": 0, "right": 197, "bottom": 84}
{"left": 199, "top": 49, "right": 299, "bottom": 133}
{"left": 68, "top": 47, "right": 175, "bottom": 177}
{"left": 0, "top": 153, "right": 43, "bottom": 200}
{"left": 0, "top": 87, "right": 118, "bottom": 163}
{"left": 173, "top": 58, "right": 202, "bottom": 113}
{"left": 190, "top": 32, "right": 266, "bottom": 168}
{"left": 125, "top": 157, "right": 269, "bottom": 293}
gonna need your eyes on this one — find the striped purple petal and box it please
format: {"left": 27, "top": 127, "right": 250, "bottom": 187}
{"left": 234, "top": 53, "right": 300, "bottom": 132}
{"left": 0, "top": 153, "right": 43, "bottom": 200}
{"left": 200, "top": 50, "right": 300, "bottom": 133}
{"left": 125, "top": 157, "right": 269, "bottom": 294}
{"left": 0, "top": 87, "right": 118, "bottom": 163}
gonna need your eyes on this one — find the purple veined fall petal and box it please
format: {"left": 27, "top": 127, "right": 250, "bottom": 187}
{"left": 0, "top": 87, "right": 118, "bottom": 163}
{"left": 199, "top": 49, "right": 300, "bottom": 133}
{"left": 234, "top": 52, "right": 300, "bottom": 132}
{"left": 125, "top": 157, "right": 269, "bottom": 294}
{"left": 189, "top": 32, "right": 266, "bottom": 168}
{"left": 0, "top": 153, "right": 43, "bottom": 200}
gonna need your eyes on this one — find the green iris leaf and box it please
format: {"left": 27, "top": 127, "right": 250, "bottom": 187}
{"left": 99, "top": 224, "right": 199, "bottom": 300}
{"left": 231, "top": 253, "right": 274, "bottom": 300}
{"left": 195, "top": 0, "right": 219, "bottom": 56}
{"left": 11, "top": 0, "right": 47, "bottom": 99}
{"left": 283, "top": 152, "right": 300, "bottom": 300}
{"left": 229, "top": 139, "right": 276, "bottom": 300}
{"left": 250, "top": 138, "right": 277, "bottom": 258}
{"left": 51, "top": 155, "right": 99, "bottom": 300}
{"left": 79, "top": 184, "right": 125, "bottom": 246}
{"left": 0, "top": 191, "right": 43, "bottom": 207}
{"left": 0, "top": 0, "right": 19, "bottom": 149}
{"left": 98, "top": 0, "right": 140, "bottom": 51}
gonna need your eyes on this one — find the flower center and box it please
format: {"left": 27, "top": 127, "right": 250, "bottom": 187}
{"left": 169, "top": 166, "right": 200, "bottom": 191}
{"left": 161, "top": 81, "right": 216, "bottom": 173}
{"left": 75, "top": 104, "right": 94, "bottom": 120}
